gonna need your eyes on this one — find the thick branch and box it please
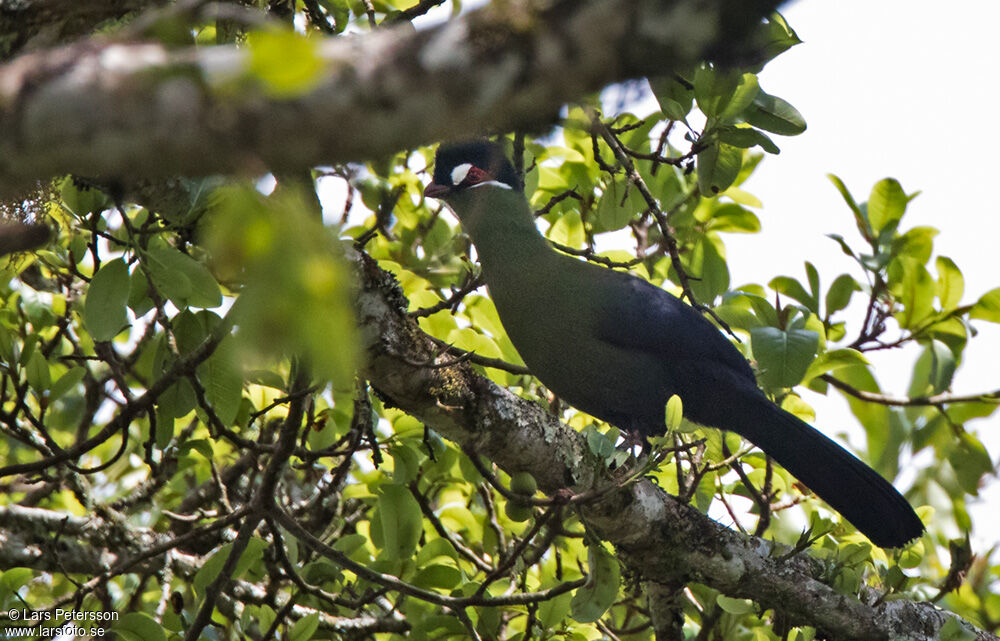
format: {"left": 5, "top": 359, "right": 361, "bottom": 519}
{"left": 351, "top": 248, "right": 995, "bottom": 641}
{"left": 0, "top": 0, "right": 781, "bottom": 193}
{"left": 0, "top": 0, "right": 150, "bottom": 59}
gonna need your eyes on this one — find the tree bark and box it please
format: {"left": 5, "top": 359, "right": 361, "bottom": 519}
{"left": 0, "top": 0, "right": 781, "bottom": 195}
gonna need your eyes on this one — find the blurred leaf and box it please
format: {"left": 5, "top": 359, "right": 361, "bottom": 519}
{"left": 649, "top": 75, "right": 694, "bottom": 121}
{"left": 548, "top": 210, "right": 586, "bottom": 248}
{"left": 666, "top": 394, "right": 684, "bottom": 432}
{"left": 686, "top": 237, "right": 730, "bottom": 302}
{"left": 197, "top": 335, "right": 243, "bottom": 426}
{"left": 744, "top": 91, "right": 806, "bottom": 135}
{"left": 717, "top": 595, "right": 754, "bottom": 614}
{"left": 49, "top": 366, "right": 85, "bottom": 402}
{"left": 708, "top": 203, "right": 761, "bottom": 233}
{"left": 825, "top": 274, "right": 860, "bottom": 316}
{"left": 113, "top": 613, "right": 167, "bottom": 641}
{"left": 802, "top": 348, "right": 869, "bottom": 384}
{"left": 719, "top": 74, "right": 760, "bottom": 120}
{"left": 84, "top": 258, "right": 130, "bottom": 341}
{"left": 25, "top": 349, "right": 50, "bottom": 392}
{"left": 936, "top": 256, "right": 964, "bottom": 309}
{"left": 867, "top": 178, "right": 908, "bottom": 234}
{"left": 247, "top": 30, "right": 326, "bottom": 97}
{"left": 570, "top": 543, "right": 620, "bottom": 623}
{"left": 719, "top": 125, "right": 779, "bottom": 154}
{"left": 206, "top": 186, "right": 358, "bottom": 386}
{"left": 289, "top": 613, "right": 320, "bottom": 641}
{"left": 888, "top": 257, "right": 935, "bottom": 329}
{"left": 145, "top": 246, "right": 222, "bottom": 309}
{"left": 971, "top": 287, "right": 1000, "bottom": 322}
{"left": 948, "top": 433, "right": 993, "bottom": 495}
{"left": 377, "top": 484, "right": 422, "bottom": 561}
{"left": 595, "top": 180, "right": 638, "bottom": 232}
{"left": 770, "top": 276, "right": 817, "bottom": 314}
{"left": 750, "top": 327, "right": 819, "bottom": 389}
{"left": 697, "top": 143, "right": 743, "bottom": 195}
{"left": 892, "top": 226, "right": 937, "bottom": 265}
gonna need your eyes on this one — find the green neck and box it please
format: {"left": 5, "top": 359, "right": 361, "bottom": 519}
{"left": 446, "top": 185, "right": 553, "bottom": 275}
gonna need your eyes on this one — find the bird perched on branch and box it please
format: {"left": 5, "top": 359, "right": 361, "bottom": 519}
{"left": 423, "top": 140, "right": 924, "bottom": 548}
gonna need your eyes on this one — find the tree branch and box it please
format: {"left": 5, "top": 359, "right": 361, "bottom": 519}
{"left": 0, "top": 0, "right": 782, "bottom": 194}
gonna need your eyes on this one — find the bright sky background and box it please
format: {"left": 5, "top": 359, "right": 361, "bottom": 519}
{"left": 727, "top": 0, "right": 1000, "bottom": 548}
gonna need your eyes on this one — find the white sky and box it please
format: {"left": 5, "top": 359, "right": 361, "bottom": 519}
{"left": 729, "top": 0, "right": 1000, "bottom": 548}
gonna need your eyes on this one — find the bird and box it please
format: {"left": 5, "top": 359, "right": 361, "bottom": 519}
{"left": 423, "top": 140, "right": 924, "bottom": 548}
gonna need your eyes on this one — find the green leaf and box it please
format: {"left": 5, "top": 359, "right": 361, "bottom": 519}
{"left": 289, "top": 612, "right": 320, "bottom": 641}
{"left": 665, "top": 394, "right": 684, "bottom": 432}
{"left": 892, "top": 226, "right": 937, "bottom": 265}
{"left": 145, "top": 246, "right": 222, "bottom": 309}
{"left": 707, "top": 203, "right": 761, "bottom": 233}
{"left": 60, "top": 179, "right": 110, "bottom": 217}
{"left": 693, "top": 65, "right": 726, "bottom": 117}
{"left": 827, "top": 176, "right": 871, "bottom": 244}
{"left": 538, "top": 591, "right": 573, "bottom": 630}
{"left": 595, "top": 180, "right": 637, "bottom": 232}
{"left": 744, "top": 91, "right": 806, "bottom": 135}
{"left": 825, "top": 274, "right": 860, "bottom": 316}
{"left": 936, "top": 256, "right": 964, "bottom": 309}
{"left": 697, "top": 143, "right": 743, "bottom": 195}
{"left": 377, "top": 484, "right": 423, "bottom": 561}
{"left": 112, "top": 612, "right": 167, "bottom": 641}
{"left": 971, "top": 287, "right": 1000, "bottom": 322}
{"left": 158, "top": 378, "right": 197, "bottom": 419}
{"left": 888, "top": 257, "right": 935, "bottom": 329}
{"left": 0, "top": 568, "right": 33, "bottom": 593}
{"left": 750, "top": 327, "right": 819, "bottom": 389}
{"left": 910, "top": 340, "right": 956, "bottom": 395}
{"left": 949, "top": 432, "right": 993, "bottom": 495}
{"left": 718, "top": 125, "right": 780, "bottom": 154}
{"left": 686, "top": 237, "right": 730, "bottom": 302}
{"left": 718, "top": 73, "right": 760, "bottom": 120}
{"left": 193, "top": 538, "right": 267, "bottom": 599}
{"left": 867, "top": 178, "right": 908, "bottom": 234}
{"left": 940, "top": 615, "right": 978, "bottom": 641}
{"left": 197, "top": 335, "right": 243, "bottom": 426}
{"left": 716, "top": 595, "right": 754, "bottom": 615}
{"left": 155, "top": 409, "right": 175, "bottom": 450}
{"left": 413, "top": 564, "right": 462, "bottom": 590}
{"left": 321, "top": 0, "right": 350, "bottom": 33}
{"left": 84, "top": 258, "right": 130, "bottom": 341}
{"left": 548, "top": 210, "right": 586, "bottom": 247}
{"left": 758, "top": 13, "right": 802, "bottom": 63}
{"left": 769, "top": 276, "right": 817, "bottom": 314}
{"left": 570, "top": 543, "right": 621, "bottom": 623}
{"left": 802, "top": 348, "right": 869, "bottom": 384}
{"left": 25, "top": 349, "right": 51, "bottom": 392}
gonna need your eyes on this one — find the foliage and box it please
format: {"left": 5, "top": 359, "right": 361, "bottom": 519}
{"left": 0, "top": 2, "right": 998, "bottom": 641}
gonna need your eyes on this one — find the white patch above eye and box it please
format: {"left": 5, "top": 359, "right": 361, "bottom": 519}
{"left": 450, "top": 163, "right": 473, "bottom": 185}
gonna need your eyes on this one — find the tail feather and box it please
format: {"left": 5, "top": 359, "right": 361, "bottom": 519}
{"left": 726, "top": 393, "right": 923, "bottom": 548}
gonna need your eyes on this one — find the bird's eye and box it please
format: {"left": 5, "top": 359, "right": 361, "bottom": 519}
{"left": 450, "top": 164, "right": 491, "bottom": 188}
{"left": 451, "top": 163, "right": 474, "bottom": 186}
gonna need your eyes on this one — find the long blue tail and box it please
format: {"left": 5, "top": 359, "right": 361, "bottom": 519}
{"left": 724, "top": 392, "right": 923, "bottom": 548}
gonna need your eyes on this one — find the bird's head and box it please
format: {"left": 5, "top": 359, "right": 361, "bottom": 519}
{"left": 423, "top": 141, "right": 523, "bottom": 200}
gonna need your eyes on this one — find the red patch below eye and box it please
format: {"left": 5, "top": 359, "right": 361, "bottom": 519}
{"left": 464, "top": 165, "right": 491, "bottom": 185}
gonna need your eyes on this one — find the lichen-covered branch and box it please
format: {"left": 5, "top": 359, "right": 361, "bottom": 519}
{"left": 0, "top": 0, "right": 781, "bottom": 194}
